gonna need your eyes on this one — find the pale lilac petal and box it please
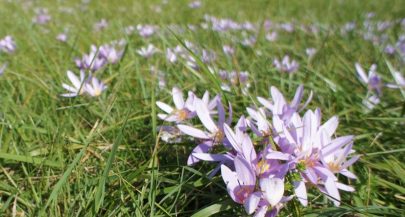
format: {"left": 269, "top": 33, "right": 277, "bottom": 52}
{"left": 192, "top": 153, "right": 231, "bottom": 162}
{"left": 291, "top": 85, "right": 304, "bottom": 109}
{"left": 257, "top": 97, "right": 274, "bottom": 110}
{"left": 217, "top": 100, "right": 226, "bottom": 126}
{"left": 187, "top": 142, "right": 213, "bottom": 165}
{"left": 299, "top": 90, "right": 313, "bottom": 112}
{"left": 340, "top": 169, "right": 357, "bottom": 179}
{"left": 60, "top": 93, "right": 78, "bottom": 97}
{"left": 314, "top": 166, "right": 337, "bottom": 181}
{"left": 244, "top": 192, "right": 261, "bottom": 214}
{"left": 253, "top": 205, "right": 268, "bottom": 217}
{"left": 67, "top": 70, "right": 81, "bottom": 89}
{"left": 62, "top": 84, "right": 77, "bottom": 92}
{"left": 157, "top": 114, "right": 168, "bottom": 120}
{"left": 172, "top": 87, "right": 185, "bottom": 109}
{"left": 322, "top": 136, "right": 353, "bottom": 157}
{"left": 266, "top": 151, "right": 291, "bottom": 160}
{"left": 177, "top": 124, "right": 210, "bottom": 139}
{"left": 221, "top": 165, "right": 239, "bottom": 202}
{"left": 324, "top": 177, "right": 340, "bottom": 206}
{"left": 156, "top": 101, "right": 174, "bottom": 114}
{"left": 195, "top": 99, "right": 218, "bottom": 133}
{"left": 235, "top": 155, "right": 255, "bottom": 185}
{"left": 260, "top": 177, "right": 284, "bottom": 206}
{"left": 224, "top": 123, "right": 242, "bottom": 153}
{"left": 271, "top": 86, "right": 286, "bottom": 114}
{"left": 336, "top": 182, "right": 355, "bottom": 192}
{"left": 294, "top": 181, "right": 308, "bottom": 206}
{"left": 355, "top": 63, "right": 368, "bottom": 84}
{"left": 386, "top": 83, "right": 399, "bottom": 89}
{"left": 242, "top": 135, "right": 257, "bottom": 164}
{"left": 321, "top": 116, "right": 338, "bottom": 137}
{"left": 304, "top": 168, "right": 318, "bottom": 184}
{"left": 341, "top": 155, "right": 360, "bottom": 170}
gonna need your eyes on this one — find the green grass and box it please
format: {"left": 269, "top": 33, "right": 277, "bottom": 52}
{"left": 0, "top": 0, "right": 404, "bottom": 216}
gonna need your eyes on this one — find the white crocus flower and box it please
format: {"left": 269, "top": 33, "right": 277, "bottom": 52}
{"left": 61, "top": 70, "right": 86, "bottom": 97}
{"left": 85, "top": 77, "right": 107, "bottom": 97}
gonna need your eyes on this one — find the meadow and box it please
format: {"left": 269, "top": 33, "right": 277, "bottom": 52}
{"left": 0, "top": 0, "right": 404, "bottom": 216}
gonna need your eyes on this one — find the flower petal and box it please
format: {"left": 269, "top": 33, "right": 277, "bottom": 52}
{"left": 156, "top": 101, "right": 174, "bottom": 114}
{"left": 195, "top": 99, "right": 218, "bottom": 133}
{"left": 294, "top": 181, "right": 308, "bottom": 206}
{"left": 260, "top": 177, "right": 284, "bottom": 206}
{"left": 172, "top": 87, "right": 185, "bottom": 109}
{"left": 177, "top": 124, "right": 210, "bottom": 139}
{"left": 244, "top": 192, "right": 261, "bottom": 214}
{"left": 324, "top": 177, "right": 340, "bottom": 206}
{"left": 234, "top": 155, "right": 255, "bottom": 185}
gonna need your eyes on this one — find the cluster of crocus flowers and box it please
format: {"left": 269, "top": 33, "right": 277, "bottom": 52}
{"left": 273, "top": 55, "right": 299, "bottom": 73}
{"left": 32, "top": 8, "right": 51, "bottom": 25}
{"left": 216, "top": 69, "right": 250, "bottom": 94}
{"left": 354, "top": 62, "right": 405, "bottom": 110}
{"left": 157, "top": 85, "right": 359, "bottom": 216}
{"left": 60, "top": 70, "right": 107, "bottom": 97}
{"left": 75, "top": 40, "right": 125, "bottom": 72}
{"left": 61, "top": 40, "right": 124, "bottom": 98}
{"left": 0, "top": 35, "right": 16, "bottom": 54}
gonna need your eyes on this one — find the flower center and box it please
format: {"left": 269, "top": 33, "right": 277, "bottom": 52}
{"left": 213, "top": 130, "right": 224, "bottom": 144}
{"left": 234, "top": 185, "right": 253, "bottom": 204}
{"left": 93, "top": 87, "right": 102, "bottom": 96}
{"left": 327, "top": 162, "right": 341, "bottom": 173}
{"left": 257, "top": 159, "right": 270, "bottom": 176}
{"left": 175, "top": 109, "right": 189, "bottom": 121}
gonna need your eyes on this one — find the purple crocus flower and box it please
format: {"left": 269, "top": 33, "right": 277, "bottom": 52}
{"left": 241, "top": 36, "right": 256, "bottom": 47}
{"left": 257, "top": 85, "right": 313, "bottom": 122}
{"left": 201, "top": 49, "right": 216, "bottom": 64}
{"left": 222, "top": 123, "right": 288, "bottom": 216}
{"left": 255, "top": 196, "right": 293, "bottom": 217}
{"left": 177, "top": 98, "right": 231, "bottom": 166}
{"left": 32, "top": 8, "right": 51, "bottom": 25}
{"left": 246, "top": 107, "right": 271, "bottom": 137}
{"left": 279, "top": 22, "right": 294, "bottom": 32}
{"left": 99, "top": 41, "right": 125, "bottom": 64}
{"left": 85, "top": 76, "right": 107, "bottom": 97}
{"left": 222, "top": 45, "right": 235, "bottom": 56}
{"left": 305, "top": 48, "right": 317, "bottom": 58}
{"left": 265, "top": 31, "right": 278, "bottom": 42}
{"left": 137, "top": 24, "right": 157, "bottom": 38}
{"left": 0, "top": 36, "right": 16, "bottom": 54}
{"left": 61, "top": 70, "right": 86, "bottom": 97}
{"left": 384, "top": 44, "right": 395, "bottom": 55}
{"left": 362, "top": 94, "right": 380, "bottom": 110}
{"left": 355, "top": 62, "right": 382, "bottom": 95}
{"left": 75, "top": 45, "right": 106, "bottom": 72}
{"left": 220, "top": 156, "right": 259, "bottom": 214}
{"left": 165, "top": 48, "right": 177, "bottom": 63}
{"left": 188, "top": 0, "right": 202, "bottom": 9}
{"left": 273, "top": 56, "right": 299, "bottom": 73}
{"left": 137, "top": 44, "right": 159, "bottom": 58}
{"left": 60, "top": 70, "right": 107, "bottom": 98}
{"left": 56, "top": 33, "right": 68, "bottom": 42}
{"left": 156, "top": 87, "right": 196, "bottom": 123}
{"left": 93, "top": 19, "right": 108, "bottom": 31}
{"left": 271, "top": 109, "right": 358, "bottom": 206}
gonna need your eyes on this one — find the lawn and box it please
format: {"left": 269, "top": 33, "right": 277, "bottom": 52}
{"left": 0, "top": 0, "right": 404, "bottom": 216}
